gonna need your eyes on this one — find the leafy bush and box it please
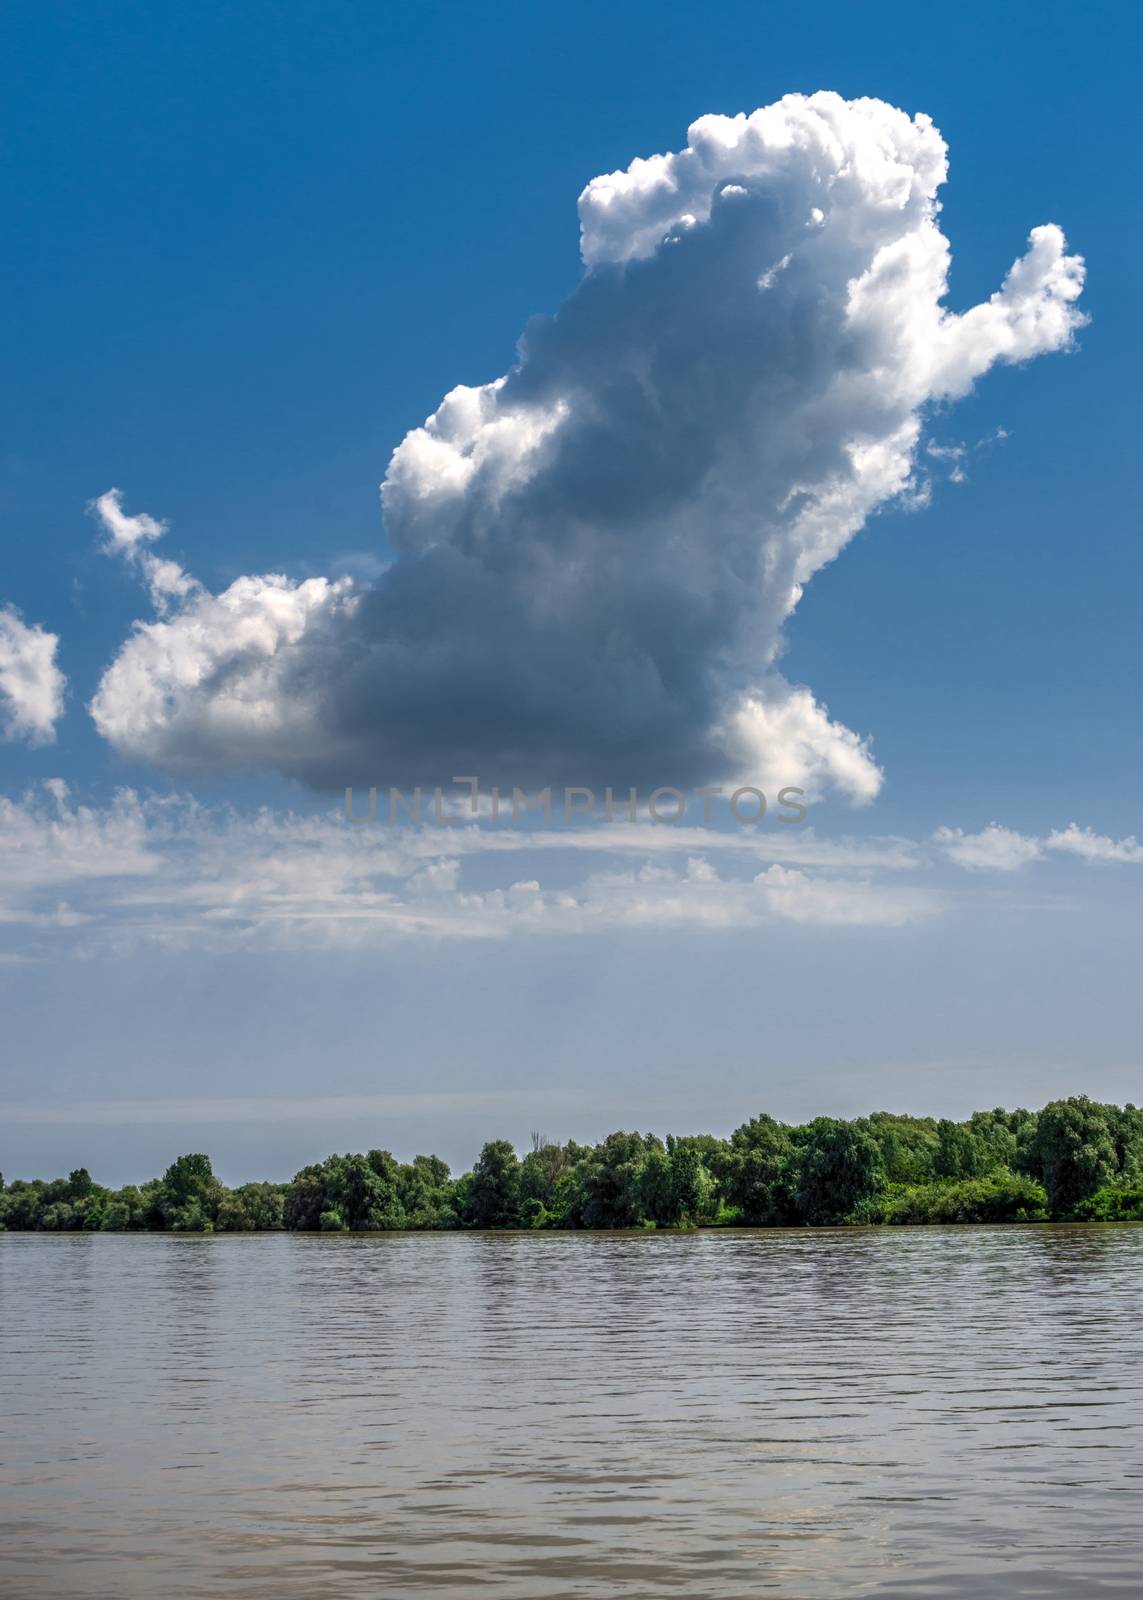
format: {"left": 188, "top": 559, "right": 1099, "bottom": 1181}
{"left": 881, "top": 1171, "right": 1048, "bottom": 1224}
{"left": 1074, "top": 1186, "right": 1143, "bottom": 1221}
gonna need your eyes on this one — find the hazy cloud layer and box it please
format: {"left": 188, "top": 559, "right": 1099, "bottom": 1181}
{"left": 0, "top": 783, "right": 937, "bottom": 952}
{"left": 90, "top": 93, "right": 1084, "bottom": 796}
{"left": 1, "top": 784, "right": 1138, "bottom": 957}
{"left": 0, "top": 605, "right": 66, "bottom": 745}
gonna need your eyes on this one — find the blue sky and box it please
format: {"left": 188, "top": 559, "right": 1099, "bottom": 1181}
{"left": 1, "top": 1, "right": 1141, "bottom": 1181}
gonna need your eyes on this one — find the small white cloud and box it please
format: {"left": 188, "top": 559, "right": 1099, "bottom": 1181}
{"left": 0, "top": 605, "right": 66, "bottom": 745}
{"left": 934, "top": 823, "right": 1043, "bottom": 872}
{"left": 90, "top": 487, "right": 201, "bottom": 616}
{"left": 757, "top": 252, "right": 792, "bottom": 290}
{"left": 925, "top": 438, "right": 968, "bottom": 484}
{"left": 1045, "top": 823, "right": 1143, "bottom": 864}
{"left": 90, "top": 487, "right": 167, "bottom": 555}
{"left": 936, "top": 819, "right": 1143, "bottom": 872}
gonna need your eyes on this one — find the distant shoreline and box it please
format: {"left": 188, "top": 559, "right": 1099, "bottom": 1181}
{"left": 4, "top": 1096, "right": 1142, "bottom": 1234}
{"left": 5, "top": 1218, "right": 1142, "bottom": 1239}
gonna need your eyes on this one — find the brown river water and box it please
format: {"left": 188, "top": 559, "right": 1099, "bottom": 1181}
{"left": 1, "top": 1226, "right": 1141, "bottom": 1598}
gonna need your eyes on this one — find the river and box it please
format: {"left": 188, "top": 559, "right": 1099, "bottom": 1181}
{"left": 1, "top": 1226, "right": 1140, "bottom": 1596}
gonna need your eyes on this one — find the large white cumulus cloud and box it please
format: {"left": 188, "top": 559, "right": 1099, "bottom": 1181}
{"left": 90, "top": 92, "right": 1085, "bottom": 795}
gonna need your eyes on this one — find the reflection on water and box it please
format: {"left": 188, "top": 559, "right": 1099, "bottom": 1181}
{"left": 1, "top": 1227, "right": 1141, "bottom": 1597}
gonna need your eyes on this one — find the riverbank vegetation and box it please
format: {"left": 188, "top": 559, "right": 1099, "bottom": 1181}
{"left": 3, "top": 1098, "right": 1143, "bottom": 1233}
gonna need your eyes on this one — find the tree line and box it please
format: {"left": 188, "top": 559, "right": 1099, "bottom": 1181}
{"left": 3, "top": 1097, "right": 1143, "bottom": 1235}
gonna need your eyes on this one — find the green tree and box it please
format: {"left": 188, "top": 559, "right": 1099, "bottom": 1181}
{"left": 965, "top": 1108, "right": 1020, "bottom": 1172}
{"left": 157, "top": 1153, "right": 224, "bottom": 1231}
{"left": 396, "top": 1154, "right": 456, "bottom": 1229}
{"left": 215, "top": 1182, "right": 285, "bottom": 1231}
{"left": 725, "top": 1114, "right": 791, "bottom": 1222}
{"left": 283, "top": 1164, "right": 328, "bottom": 1230}
{"left": 465, "top": 1140, "right": 521, "bottom": 1228}
{"left": 641, "top": 1138, "right": 715, "bottom": 1227}
{"left": 1107, "top": 1103, "right": 1143, "bottom": 1185}
{"left": 636, "top": 1142, "right": 674, "bottom": 1225}
{"left": 100, "top": 1185, "right": 151, "bottom": 1231}
{"left": 283, "top": 1153, "right": 406, "bottom": 1231}
{"left": 519, "top": 1135, "right": 568, "bottom": 1218}
{"left": 1025, "top": 1097, "right": 1119, "bottom": 1216}
{"left": 788, "top": 1118, "right": 886, "bottom": 1224}
{"left": 933, "top": 1119, "right": 987, "bottom": 1181}
{"left": 568, "top": 1132, "right": 656, "bottom": 1228}
{"left": 861, "top": 1113, "right": 939, "bottom": 1185}
{"left": 336, "top": 1152, "right": 407, "bottom": 1231}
